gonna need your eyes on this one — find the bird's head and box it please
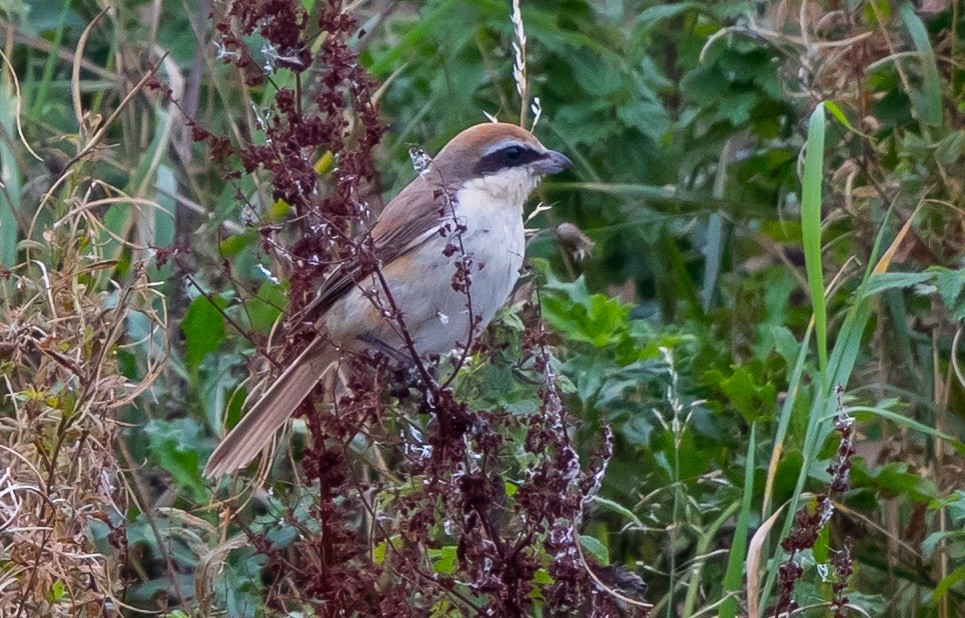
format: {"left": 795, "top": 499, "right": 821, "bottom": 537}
{"left": 429, "top": 122, "right": 572, "bottom": 205}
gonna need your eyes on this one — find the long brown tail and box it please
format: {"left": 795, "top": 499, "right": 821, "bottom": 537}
{"left": 203, "top": 337, "right": 338, "bottom": 478}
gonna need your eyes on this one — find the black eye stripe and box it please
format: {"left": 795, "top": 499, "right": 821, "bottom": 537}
{"left": 473, "top": 145, "right": 544, "bottom": 175}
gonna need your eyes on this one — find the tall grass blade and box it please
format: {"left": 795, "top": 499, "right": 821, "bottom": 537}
{"left": 761, "top": 319, "right": 814, "bottom": 519}
{"left": 701, "top": 139, "right": 731, "bottom": 311}
{"left": 758, "top": 191, "right": 922, "bottom": 611}
{"left": 719, "top": 421, "right": 756, "bottom": 618}
{"left": 0, "top": 88, "right": 22, "bottom": 274}
{"left": 836, "top": 406, "right": 965, "bottom": 454}
{"left": 801, "top": 102, "right": 827, "bottom": 375}
{"left": 898, "top": 2, "right": 943, "bottom": 128}
{"left": 747, "top": 501, "right": 788, "bottom": 618}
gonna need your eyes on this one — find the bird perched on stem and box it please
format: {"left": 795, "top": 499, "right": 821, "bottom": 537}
{"left": 203, "top": 122, "right": 572, "bottom": 478}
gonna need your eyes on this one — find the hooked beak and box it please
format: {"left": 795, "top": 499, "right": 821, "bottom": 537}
{"left": 532, "top": 149, "right": 573, "bottom": 175}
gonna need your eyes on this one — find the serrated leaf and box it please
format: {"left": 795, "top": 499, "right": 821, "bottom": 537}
{"left": 929, "top": 267, "right": 965, "bottom": 319}
{"left": 533, "top": 568, "right": 554, "bottom": 585}
{"left": 143, "top": 419, "right": 207, "bottom": 503}
{"left": 935, "top": 131, "right": 965, "bottom": 165}
{"left": 862, "top": 271, "right": 934, "bottom": 297}
{"left": 429, "top": 546, "right": 457, "bottom": 574}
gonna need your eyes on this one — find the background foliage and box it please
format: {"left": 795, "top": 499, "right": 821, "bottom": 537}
{"left": 1, "top": 0, "right": 963, "bottom": 616}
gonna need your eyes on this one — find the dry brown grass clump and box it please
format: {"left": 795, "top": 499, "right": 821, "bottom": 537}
{"left": 0, "top": 161, "right": 167, "bottom": 614}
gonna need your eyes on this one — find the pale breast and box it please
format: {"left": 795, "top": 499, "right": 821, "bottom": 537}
{"left": 324, "top": 186, "right": 526, "bottom": 357}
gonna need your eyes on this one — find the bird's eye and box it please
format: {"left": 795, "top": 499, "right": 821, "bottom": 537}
{"left": 474, "top": 143, "right": 538, "bottom": 174}
{"left": 503, "top": 145, "right": 525, "bottom": 163}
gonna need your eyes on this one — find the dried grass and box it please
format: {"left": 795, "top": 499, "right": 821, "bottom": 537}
{"left": 0, "top": 137, "right": 168, "bottom": 616}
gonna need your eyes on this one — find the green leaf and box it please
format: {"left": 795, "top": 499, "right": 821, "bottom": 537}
{"left": 533, "top": 568, "right": 554, "bottom": 585}
{"left": 928, "top": 267, "right": 965, "bottom": 320}
{"left": 853, "top": 461, "right": 939, "bottom": 503}
{"left": 934, "top": 130, "right": 965, "bottom": 166}
{"left": 219, "top": 230, "right": 258, "bottom": 258}
{"left": 921, "top": 530, "right": 965, "bottom": 559}
{"left": 944, "top": 490, "right": 965, "bottom": 524}
{"left": 47, "top": 579, "right": 66, "bottom": 603}
{"left": 542, "top": 277, "right": 634, "bottom": 350}
{"left": 247, "top": 281, "right": 287, "bottom": 333}
{"left": 703, "top": 365, "right": 777, "bottom": 423}
{"left": 813, "top": 522, "right": 831, "bottom": 563}
{"left": 588, "top": 496, "right": 645, "bottom": 529}
{"left": 429, "top": 546, "right": 458, "bottom": 575}
{"left": 143, "top": 418, "right": 208, "bottom": 503}
{"left": 373, "top": 535, "right": 401, "bottom": 566}
{"left": 635, "top": 2, "right": 699, "bottom": 30}
{"left": 825, "top": 100, "right": 870, "bottom": 138}
{"left": 181, "top": 294, "right": 228, "bottom": 376}
{"left": 579, "top": 535, "right": 609, "bottom": 566}
{"left": 840, "top": 406, "right": 965, "bottom": 455}
{"left": 931, "top": 566, "right": 965, "bottom": 604}
{"left": 862, "top": 271, "right": 934, "bottom": 297}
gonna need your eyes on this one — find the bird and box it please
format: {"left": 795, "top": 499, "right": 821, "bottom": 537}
{"left": 203, "top": 122, "right": 573, "bottom": 478}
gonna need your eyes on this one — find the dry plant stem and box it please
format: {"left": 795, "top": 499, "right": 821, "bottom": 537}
{"left": 0, "top": 48, "right": 41, "bottom": 163}
{"left": 437, "top": 186, "right": 479, "bottom": 390}
{"left": 7, "top": 240, "right": 165, "bottom": 613}
{"left": 511, "top": 0, "right": 529, "bottom": 128}
{"left": 18, "top": 275, "right": 130, "bottom": 612}
{"left": 343, "top": 455, "right": 478, "bottom": 612}
{"left": 70, "top": 7, "right": 110, "bottom": 127}
{"left": 38, "top": 64, "right": 161, "bottom": 216}
{"left": 0, "top": 22, "right": 115, "bottom": 80}
{"left": 367, "top": 248, "right": 435, "bottom": 388}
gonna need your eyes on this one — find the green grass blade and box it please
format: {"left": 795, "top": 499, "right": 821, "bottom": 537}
{"left": 758, "top": 295, "right": 875, "bottom": 614}
{"left": 719, "top": 421, "right": 756, "bottom": 618}
{"left": 683, "top": 499, "right": 741, "bottom": 617}
{"left": 701, "top": 212, "right": 724, "bottom": 311}
{"left": 30, "top": 0, "right": 73, "bottom": 112}
{"left": 367, "top": 0, "right": 461, "bottom": 76}
{"left": 801, "top": 102, "right": 827, "bottom": 375}
{"left": 762, "top": 319, "right": 814, "bottom": 519}
{"left": 701, "top": 139, "right": 731, "bottom": 311}
{"left": 588, "top": 496, "right": 646, "bottom": 530}
{"left": 825, "top": 100, "right": 871, "bottom": 138}
{"left": 0, "top": 88, "right": 22, "bottom": 274}
{"left": 550, "top": 181, "right": 774, "bottom": 219}
{"left": 898, "top": 1, "right": 943, "bottom": 128}
{"left": 837, "top": 406, "right": 965, "bottom": 454}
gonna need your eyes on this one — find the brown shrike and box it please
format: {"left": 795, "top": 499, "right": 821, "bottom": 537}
{"left": 203, "top": 122, "right": 572, "bottom": 478}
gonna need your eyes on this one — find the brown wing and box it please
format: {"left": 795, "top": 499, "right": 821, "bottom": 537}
{"left": 300, "top": 174, "right": 447, "bottom": 321}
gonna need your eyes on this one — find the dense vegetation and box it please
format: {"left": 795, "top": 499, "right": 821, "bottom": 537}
{"left": 1, "top": 0, "right": 962, "bottom": 616}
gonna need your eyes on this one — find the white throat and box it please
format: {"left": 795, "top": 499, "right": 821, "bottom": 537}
{"left": 458, "top": 167, "right": 541, "bottom": 211}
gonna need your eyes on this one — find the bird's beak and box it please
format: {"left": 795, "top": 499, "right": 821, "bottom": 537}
{"left": 533, "top": 150, "right": 573, "bottom": 175}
